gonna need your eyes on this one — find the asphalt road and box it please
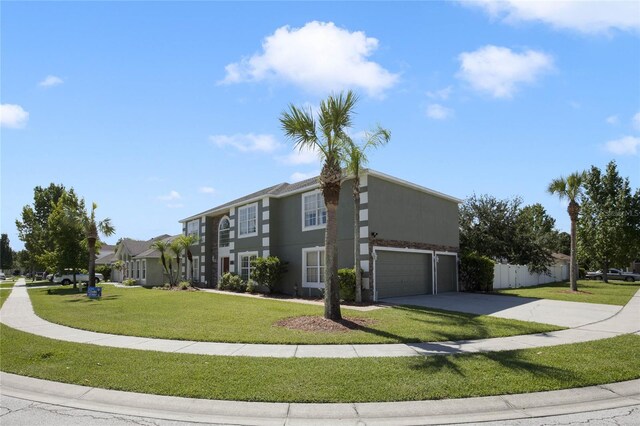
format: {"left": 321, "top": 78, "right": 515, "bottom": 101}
{"left": 2, "top": 394, "right": 639, "bottom": 426}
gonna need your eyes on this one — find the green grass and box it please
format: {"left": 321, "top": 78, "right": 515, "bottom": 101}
{"left": 0, "top": 289, "right": 10, "bottom": 307}
{"left": 495, "top": 280, "right": 640, "bottom": 305}
{"left": 28, "top": 286, "right": 562, "bottom": 344}
{"left": 0, "top": 282, "right": 15, "bottom": 288}
{"left": 1, "top": 323, "right": 638, "bottom": 402}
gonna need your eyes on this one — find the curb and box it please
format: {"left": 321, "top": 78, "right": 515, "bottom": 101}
{"left": 1, "top": 373, "right": 639, "bottom": 425}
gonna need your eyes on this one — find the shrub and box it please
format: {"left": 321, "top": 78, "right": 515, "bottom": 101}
{"left": 459, "top": 253, "right": 494, "bottom": 292}
{"left": 250, "top": 256, "right": 286, "bottom": 292}
{"left": 178, "top": 281, "right": 191, "bottom": 290}
{"left": 122, "top": 278, "right": 137, "bottom": 287}
{"left": 246, "top": 279, "right": 257, "bottom": 293}
{"left": 579, "top": 267, "right": 586, "bottom": 279}
{"left": 338, "top": 268, "right": 356, "bottom": 302}
{"left": 219, "top": 273, "right": 246, "bottom": 293}
{"left": 96, "top": 265, "right": 112, "bottom": 281}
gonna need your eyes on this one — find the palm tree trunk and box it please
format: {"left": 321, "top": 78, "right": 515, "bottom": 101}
{"left": 88, "top": 235, "right": 97, "bottom": 287}
{"left": 325, "top": 198, "right": 342, "bottom": 320}
{"left": 353, "top": 178, "right": 362, "bottom": 303}
{"left": 568, "top": 202, "right": 579, "bottom": 292}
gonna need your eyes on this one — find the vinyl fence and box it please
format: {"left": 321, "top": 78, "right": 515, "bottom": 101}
{"left": 493, "top": 263, "right": 569, "bottom": 289}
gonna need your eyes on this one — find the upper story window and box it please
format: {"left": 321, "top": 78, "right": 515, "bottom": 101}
{"left": 302, "top": 190, "right": 327, "bottom": 231}
{"left": 187, "top": 220, "right": 199, "bottom": 238}
{"left": 218, "top": 217, "right": 230, "bottom": 247}
{"left": 238, "top": 203, "right": 257, "bottom": 237}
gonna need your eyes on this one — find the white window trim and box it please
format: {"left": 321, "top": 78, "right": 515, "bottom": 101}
{"left": 302, "top": 246, "right": 326, "bottom": 289}
{"left": 301, "top": 189, "right": 327, "bottom": 232}
{"left": 218, "top": 216, "right": 231, "bottom": 248}
{"left": 238, "top": 251, "right": 259, "bottom": 281}
{"left": 237, "top": 203, "right": 258, "bottom": 238}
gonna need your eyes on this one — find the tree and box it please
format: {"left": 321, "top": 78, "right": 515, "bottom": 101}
{"left": 344, "top": 128, "right": 390, "bottom": 303}
{"left": 547, "top": 171, "right": 586, "bottom": 291}
{"left": 578, "top": 161, "right": 640, "bottom": 282}
{"left": 84, "top": 202, "right": 115, "bottom": 287}
{"left": 1, "top": 234, "right": 14, "bottom": 271}
{"left": 514, "top": 203, "right": 556, "bottom": 274}
{"left": 551, "top": 231, "right": 571, "bottom": 256}
{"left": 150, "top": 239, "right": 173, "bottom": 285}
{"left": 152, "top": 234, "right": 197, "bottom": 287}
{"left": 280, "top": 91, "right": 358, "bottom": 320}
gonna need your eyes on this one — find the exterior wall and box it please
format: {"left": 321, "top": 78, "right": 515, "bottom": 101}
{"left": 143, "top": 259, "right": 166, "bottom": 286}
{"left": 270, "top": 181, "right": 355, "bottom": 296}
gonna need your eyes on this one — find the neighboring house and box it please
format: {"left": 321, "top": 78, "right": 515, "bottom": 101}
{"left": 112, "top": 235, "right": 179, "bottom": 286}
{"left": 179, "top": 170, "right": 461, "bottom": 301}
{"left": 95, "top": 244, "right": 116, "bottom": 267}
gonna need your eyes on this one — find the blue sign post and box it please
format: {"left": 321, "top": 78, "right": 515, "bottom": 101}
{"left": 87, "top": 286, "right": 102, "bottom": 299}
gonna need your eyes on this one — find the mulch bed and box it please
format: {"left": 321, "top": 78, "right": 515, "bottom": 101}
{"left": 274, "top": 316, "right": 377, "bottom": 333}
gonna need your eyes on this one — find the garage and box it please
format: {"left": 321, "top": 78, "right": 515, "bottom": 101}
{"left": 435, "top": 253, "right": 458, "bottom": 293}
{"left": 374, "top": 249, "right": 433, "bottom": 299}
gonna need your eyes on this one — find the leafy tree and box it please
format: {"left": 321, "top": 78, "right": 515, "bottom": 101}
{"left": 344, "top": 128, "right": 390, "bottom": 303}
{"left": 578, "top": 161, "right": 640, "bottom": 282}
{"left": 83, "top": 202, "right": 115, "bottom": 287}
{"left": 1, "top": 233, "right": 14, "bottom": 270}
{"left": 514, "top": 204, "right": 556, "bottom": 274}
{"left": 547, "top": 172, "right": 586, "bottom": 291}
{"left": 280, "top": 90, "right": 359, "bottom": 320}
{"left": 551, "top": 231, "right": 571, "bottom": 256}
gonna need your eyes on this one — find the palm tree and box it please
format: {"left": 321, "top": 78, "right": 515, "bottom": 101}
{"left": 345, "top": 128, "right": 390, "bottom": 303}
{"left": 85, "top": 202, "right": 115, "bottom": 287}
{"left": 173, "top": 234, "right": 198, "bottom": 281}
{"left": 150, "top": 239, "right": 171, "bottom": 285}
{"left": 547, "top": 172, "right": 585, "bottom": 292}
{"left": 280, "top": 91, "right": 358, "bottom": 320}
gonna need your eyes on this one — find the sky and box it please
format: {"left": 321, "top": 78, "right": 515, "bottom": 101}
{"left": 1, "top": 1, "right": 639, "bottom": 251}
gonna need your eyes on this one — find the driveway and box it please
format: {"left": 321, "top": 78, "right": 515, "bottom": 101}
{"left": 380, "top": 292, "right": 622, "bottom": 327}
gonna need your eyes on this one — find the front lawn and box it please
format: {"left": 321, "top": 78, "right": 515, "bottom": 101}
{"left": 0, "top": 289, "right": 10, "bottom": 307}
{"left": 0, "top": 282, "right": 15, "bottom": 289}
{"left": 28, "top": 286, "right": 561, "bottom": 344}
{"left": 495, "top": 280, "right": 640, "bottom": 306}
{"left": 1, "top": 323, "right": 638, "bottom": 403}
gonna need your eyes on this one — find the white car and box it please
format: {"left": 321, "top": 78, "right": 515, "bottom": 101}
{"left": 53, "top": 273, "right": 104, "bottom": 285}
{"left": 0, "top": 272, "right": 6, "bottom": 281}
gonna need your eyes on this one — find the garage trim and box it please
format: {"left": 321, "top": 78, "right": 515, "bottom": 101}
{"left": 434, "top": 251, "right": 459, "bottom": 294}
{"left": 371, "top": 246, "right": 434, "bottom": 301}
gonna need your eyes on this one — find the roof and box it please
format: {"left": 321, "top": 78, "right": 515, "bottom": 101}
{"left": 180, "top": 169, "right": 461, "bottom": 223}
{"left": 552, "top": 253, "right": 571, "bottom": 262}
{"left": 134, "top": 235, "right": 181, "bottom": 259}
{"left": 118, "top": 234, "right": 172, "bottom": 257}
{"left": 95, "top": 252, "right": 116, "bottom": 265}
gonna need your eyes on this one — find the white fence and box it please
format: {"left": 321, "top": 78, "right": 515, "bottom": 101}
{"left": 493, "top": 263, "right": 569, "bottom": 289}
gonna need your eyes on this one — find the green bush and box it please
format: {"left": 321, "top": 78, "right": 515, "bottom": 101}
{"left": 218, "top": 273, "right": 246, "bottom": 293}
{"left": 96, "top": 265, "right": 112, "bottom": 281}
{"left": 178, "top": 281, "right": 192, "bottom": 290}
{"left": 246, "top": 279, "right": 257, "bottom": 294}
{"left": 122, "top": 278, "right": 137, "bottom": 287}
{"left": 459, "top": 253, "right": 494, "bottom": 292}
{"left": 338, "top": 268, "right": 356, "bottom": 302}
{"left": 579, "top": 267, "right": 586, "bottom": 279}
{"left": 250, "top": 256, "right": 286, "bottom": 293}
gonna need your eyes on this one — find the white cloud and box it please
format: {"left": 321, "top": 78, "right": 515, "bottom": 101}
{"left": 210, "top": 133, "right": 280, "bottom": 153}
{"left": 199, "top": 186, "right": 216, "bottom": 194}
{"left": 39, "top": 75, "right": 64, "bottom": 87}
{"left": 290, "top": 171, "right": 318, "bottom": 182}
{"left": 157, "top": 190, "right": 181, "bottom": 201}
{"left": 633, "top": 112, "right": 640, "bottom": 131}
{"left": 277, "top": 146, "right": 321, "bottom": 165}
{"left": 426, "top": 103, "right": 454, "bottom": 120}
{"left": 220, "top": 21, "right": 399, "bottom": 97}
{"left": 604, "top": 136, "right": 640, "bottom": 156}
{"left": 457, "top": 45, "right": 554, "bottom": 98}
{"left": 426, "top": 86, "right": 453, "bottom": 100}
{"left": 606, "top": 115, "right": 619, "bottom": 125}
{"left": 462, "top": 0, "right": 640, "bottom": 34}
{"left": 0, "top": 104, "right": 29, "bottom": 128}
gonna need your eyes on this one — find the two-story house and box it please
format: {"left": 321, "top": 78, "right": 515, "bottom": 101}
{"left": 179, "top": 170, "right": 461, "bottom": 301}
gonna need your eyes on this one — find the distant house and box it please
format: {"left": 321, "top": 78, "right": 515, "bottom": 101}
{"left": 112, "top": 235, "right": 179, "bottom": 286}
{"left": 179, "top": 169, "right": 461, "bottom": 301}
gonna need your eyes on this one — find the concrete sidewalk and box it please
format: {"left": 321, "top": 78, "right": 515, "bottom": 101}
{"left": 1, "top": 372, "right": 638, "bottom": 425}
{"left": 1, "top": 279, "right": 638, "bottom": 358}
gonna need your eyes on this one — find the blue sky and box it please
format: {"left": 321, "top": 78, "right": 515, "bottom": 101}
{"left": 2, "top": 1, "right": 639, "bottom": 251}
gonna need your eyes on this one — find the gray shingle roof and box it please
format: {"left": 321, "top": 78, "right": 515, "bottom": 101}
{"left": 134, "top": 235, "right": 181, "bottom": 259}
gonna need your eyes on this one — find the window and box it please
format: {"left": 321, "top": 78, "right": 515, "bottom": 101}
{"left": 240, "top": 252, "right": 258, "bottom": 281}
{"left": 238, "top": 203, "right": 257, "bottom": 237}
{"left": 187, "top": 220, "right": 199, "bottom": 238}
{"left": 302, "top": 191, "right": 327, "bottom": 230}
{"left": 303, "top": 248, "right": 325, "bottom": 288}
{"left": 142, "top": 260, "right": 146, "bottom": 279}
{"left": 136, "top": 260, "right": 140, "bottom": 279}
{"left": 191, "top": 257, "right": 199, "bottom": 281}
{"left": 219, "top": 217, "right": 230, "bottom": 247}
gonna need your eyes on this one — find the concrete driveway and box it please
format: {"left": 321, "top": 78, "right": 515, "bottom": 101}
{"left": 380, "top": 292, "right": 622, "bottom": 327}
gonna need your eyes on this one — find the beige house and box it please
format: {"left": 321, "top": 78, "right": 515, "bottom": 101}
{"left": 112, "top": 235, "right": 179, "bottom": 286}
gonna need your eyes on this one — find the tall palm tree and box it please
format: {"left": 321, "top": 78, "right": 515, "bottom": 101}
{"left": 150, "top": 239, "right": 171, "bottom": 284}
{"left": 345, "top": 128, "right": 390, "bottom": 303}
{"left": 280, "top": 91, "right": 358, "bottom": 320}
{"left": 85, "top": 202, "right": 115, "bottom": 287}
{"left": 547, "top": 172, "right": 585, "bottom": 292}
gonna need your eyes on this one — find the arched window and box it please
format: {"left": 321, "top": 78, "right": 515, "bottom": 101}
{"left": 219, "top": 217, "right": 230, "bottom": 247}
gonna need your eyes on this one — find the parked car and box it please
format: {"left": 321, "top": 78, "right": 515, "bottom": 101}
{"left": 53, "top": 273, "right": 104, "bottom": 285}
{"left": 0, "top": 272, "right": 6, "bottom": 281}
{"left": 586, "top": 268, "right": 640, "bottom": 282}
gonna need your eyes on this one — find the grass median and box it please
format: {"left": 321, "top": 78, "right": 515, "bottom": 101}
{"left": 28, "top": 286, "right": 561, "bottom": 344}
{"left": 1, "top": 322, "right": 638, "bottom": 403}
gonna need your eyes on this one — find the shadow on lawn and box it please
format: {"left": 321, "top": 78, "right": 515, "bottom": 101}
{"left": 43, "top": 287, "right": 120, "bottom": 302}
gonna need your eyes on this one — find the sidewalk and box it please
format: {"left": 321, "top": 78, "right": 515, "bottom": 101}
{"left": 1, "top": 279, "right": 638, "bottom": 358}
{"left": 1, "top": 372, "right": 638, "bottom": 425}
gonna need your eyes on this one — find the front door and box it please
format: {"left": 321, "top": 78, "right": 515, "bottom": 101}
{"left": 222, "top": 257, "right": 230, "bottom": 274}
